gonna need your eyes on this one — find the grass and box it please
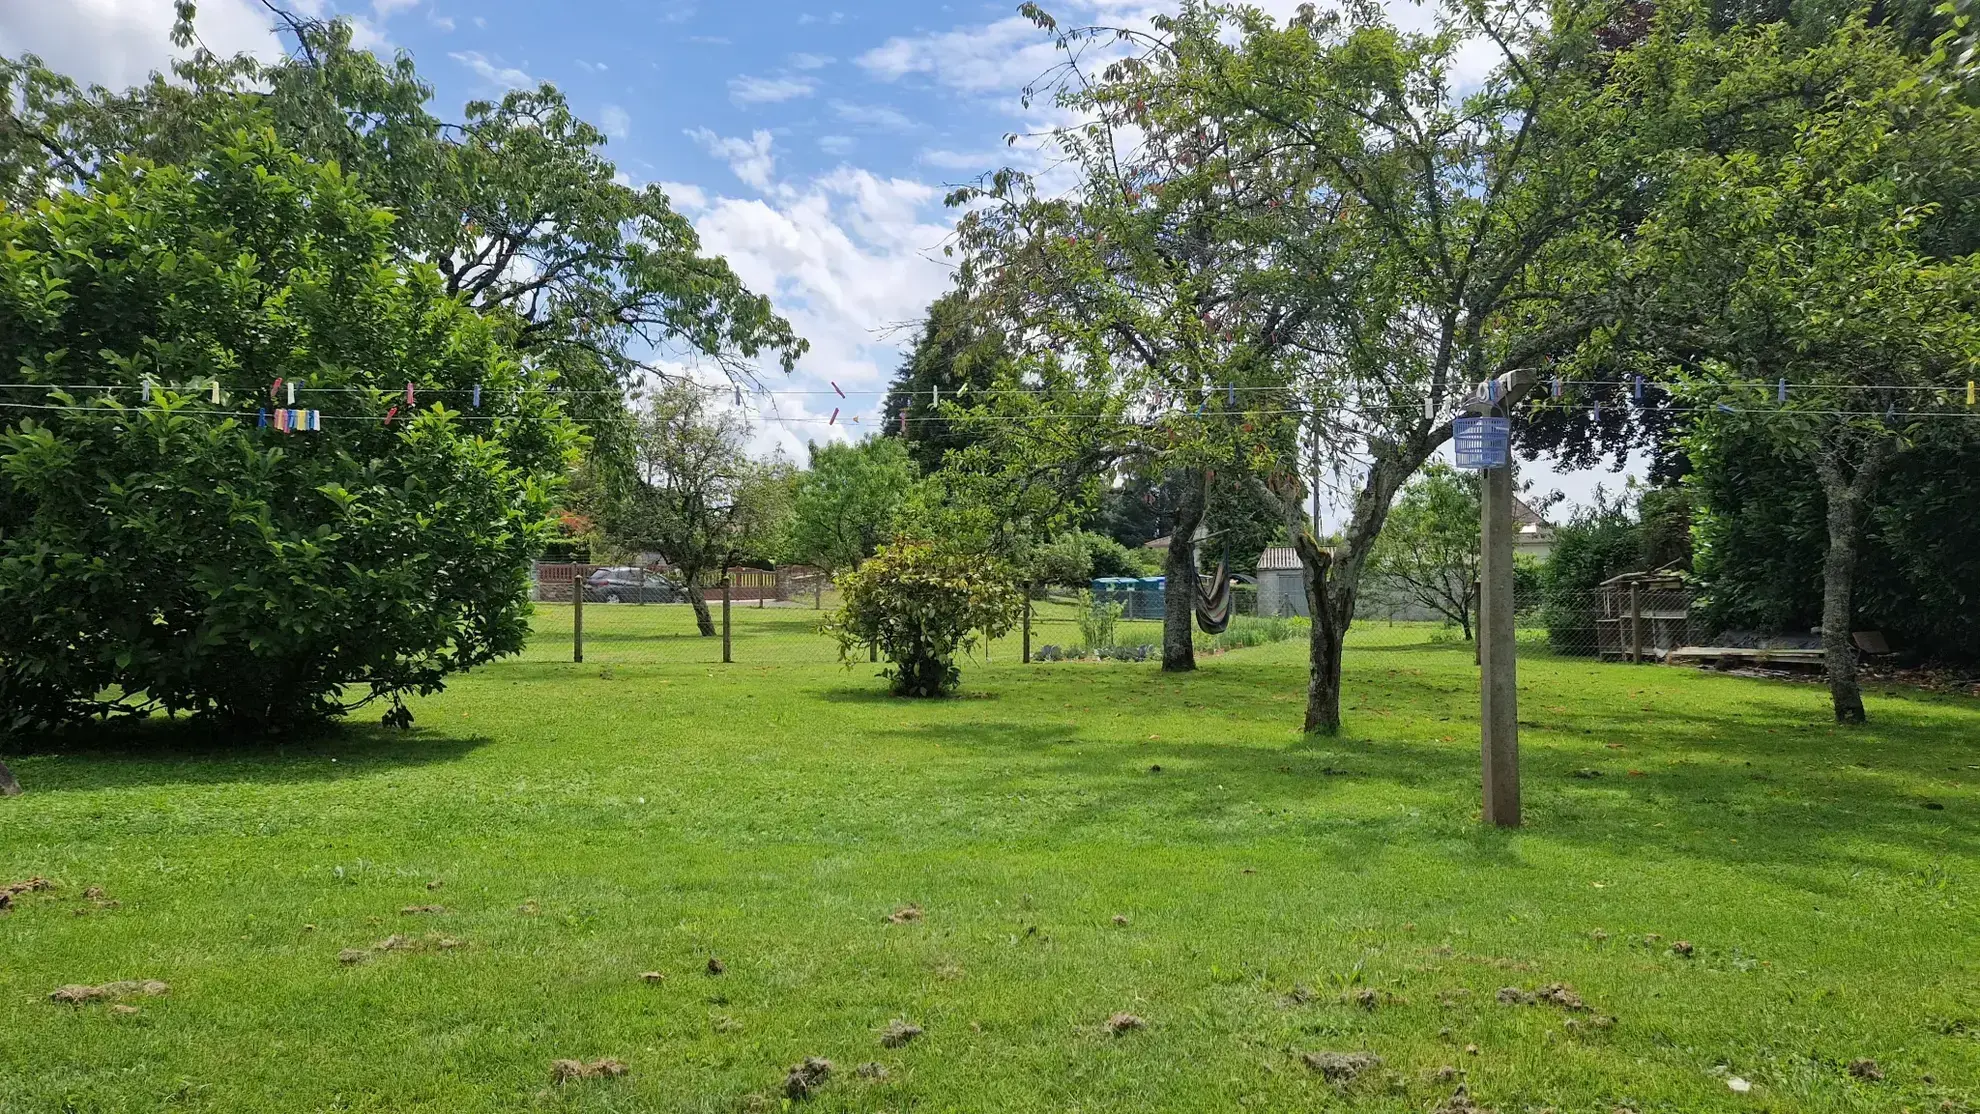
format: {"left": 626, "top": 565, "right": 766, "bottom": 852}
{"left": 1, "top": 618, "right": 1976, "bottom": 1112}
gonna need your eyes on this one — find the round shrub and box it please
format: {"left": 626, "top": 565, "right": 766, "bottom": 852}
{"left": 828, "top": 542, "right": 1024, "bottom": 696}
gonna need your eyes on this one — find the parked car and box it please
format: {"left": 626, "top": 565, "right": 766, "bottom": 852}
{"left": 583, "top": 567, "right": 681, "bottom": 603}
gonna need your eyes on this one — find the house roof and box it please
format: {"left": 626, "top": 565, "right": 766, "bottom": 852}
{"left": 1511, "top": 497, "right": 1552, "bottom": 529}
{"left": 1143, "top": 535, "right": 1172, "bottom": 550}
{"left": 1258, "top": 546, "right": 1302, "bottom": 571}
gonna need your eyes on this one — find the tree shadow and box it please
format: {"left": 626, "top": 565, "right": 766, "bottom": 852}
{"left": 1, "top": 718, "right": 492, "bottom": 794}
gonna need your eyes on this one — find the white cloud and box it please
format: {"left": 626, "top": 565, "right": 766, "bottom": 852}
{"left": 831, "top": 100, "right": 915, "bottom": 133}
{"left": 429, "top": 13, "right": 455, "bottom": 32}
{"left": 788, "top": 52, "right": 833, "bottom": 70}
{"left": 728, "top": 73, "right": 818, "bottom": 106}
{"left": 0, "top": 0, "right": 281, "bottom": 89}
{"left": 659, "top": 181, "right": 710, "bottom": 214}
{"left": 370, "top": 0, "right": 420, "bottom": 18}
{"left": 686, "top": 128, "right": 777, "bottom": 192}
{"left": 575, "top": 58, "right": 608, "bottom": 73}
{"left": 687, "top": 167, "right": 954, "bottom": 458}
{"left": 817, "top": 135, "right": 855, "bottom": 156}
{"left": 600, "top": 104, "right": 631, "bottom": 139}
{"left": 857, "top": 14, "right": 1059, "bottom": 95}
{"left": 450, "top": 49, "right": 536, "bottom": 89}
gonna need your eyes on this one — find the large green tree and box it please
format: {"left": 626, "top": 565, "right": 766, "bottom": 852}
{"left": 1627, "top": 9, "right": 1980, "bottom": 721}
{"left": 881, "top": 290, "right": 1014, "bottom": 473}
{"left": 786, "top": 437, "right": 917, "bottom": 573}
{"left": 595, "top": 382, "right": 793, "bottom": 636}
{"left": 961, "top": 0, "right": 1645, "bottom": 730}
{"left": 0, "top": 6, "right": 805, "bottom": 466}
{"left": 0, "top": 127, "right": 576, "bottom": 738}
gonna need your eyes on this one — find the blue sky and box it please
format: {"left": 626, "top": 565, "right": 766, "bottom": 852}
{"left": 1, "top": 0, "right": 1639, "bottom": 519}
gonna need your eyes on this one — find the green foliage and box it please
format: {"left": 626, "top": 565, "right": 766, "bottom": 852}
{"left": 786, "top": 437, "right": 916, "bottom": 571}
{"left": 1085, "top": 532, "right": 1157, "bottom": 578}
{"left": 1541, "top": 486, "right": 1692, "bottom": 655}
{"left": 1366, "top": 463, "right": 1482, "bottom": 637}
{"left": 1194, "top": 615, "right": 1308, "bottom": 654}
{"left": 0, "top": 130, "right": 575, "bottom": 730}
{"left": 591, "top": 382, "right": 792, "bottom": 633}
{"left": 1030, "top": 533, "right": 1096, "bottom": 589}
{"left": 1075, "top": 590, "right": 1124, "bottom": 651}
{"left": 0, "top": 12, "right": 803, "bottom": 473}
{"left": 880, "top": 290, "right": 1014, "bottom": 473}
{"left": 827, "top": 542, "right": 1024, "bottom": 696}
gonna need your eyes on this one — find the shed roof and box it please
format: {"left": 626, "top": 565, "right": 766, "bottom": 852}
{"left": 1258, "top": 546, "right": 1302, "bottom": 571}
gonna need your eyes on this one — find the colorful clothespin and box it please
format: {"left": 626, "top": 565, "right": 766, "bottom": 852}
{"left": 1715, "top": 402, "right": 1734, "bottom": 414}
{"left": 270, "top": 378, "right": 283, "bottom": 401}
{"left": 956, "top": 383, "right": 968, "bottom": 399}
{"left": 733, "top": 386, "right": 742, "bottom": 406}
{"left": 258, "top": 408, "right": 268, "bottom": 427}
{"left": 384, "top": 405, "right": 399, "bottom": 426}
{"left": 287, "top": 381, "right": 296, "bottom": 405}
{"left": 1968, "top": 380, "right": 1976, "bottom": 406}
{"left": 1777, "top": 378, "right": 1788, "bottom": 403}
{"left": 1591, "top": 402, "right": 1601, "bottom": 421}
{"left": 1632, "top": 375, "right": 1644, "bottom": 401}
{"left": 828, "top": 408, "right": 838, "bottom": 426}
{"left": 831, "top": 381, "right": 845, "bottom": 399}
{"left": 1227, "top": 383, "right": 1237, "bottom": 406}
{"left": 900, "top": 412, "right": 908, "bottom": 434}
{"left": 931, "top": 385, "right": 939, "bottom": 407}
{"left": 472, "top": 384, "right": 482, "bottom": 408}
{"left": 141, "top": 378, "right": 153, "bottom": 402}
{"left": 210, "top": 380, "right": 221, "bottom": 404}
{"left": 1551, "top": 377, "right": 1562, "bottom": 399}
{"left": 1423, "top": 396, "right": 1434, "bottom": 421}
{"left": 405, "top": 382, "right": 415, "bottom": 407}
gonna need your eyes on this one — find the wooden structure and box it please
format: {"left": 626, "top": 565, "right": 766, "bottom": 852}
{"left": 1595, "top": 572, "right": 1697, "bottom": 662}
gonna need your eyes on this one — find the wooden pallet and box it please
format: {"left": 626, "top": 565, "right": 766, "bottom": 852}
{"left": 1665, "top": 646, "right": 1827, "bottom": 668}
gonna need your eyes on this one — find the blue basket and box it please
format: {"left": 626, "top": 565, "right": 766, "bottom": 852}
{"left": 1454, "top": 416, "right": 1511, "bottom": 469}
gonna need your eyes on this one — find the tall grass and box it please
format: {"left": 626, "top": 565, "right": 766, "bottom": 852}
{"left": 1195, "top": 614, "right": 1307, "bottom": 653}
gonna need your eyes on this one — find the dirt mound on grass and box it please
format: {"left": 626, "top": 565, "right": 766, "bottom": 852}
{"left": 1496, "top": 983, "right": 1589, "bottom": 1011}
{"left": 1105, "top": 1012, "right": 1144, "bottom": 1035}
{"left": 1301, "top": 1051, "right": 1381, "bottom": 1083}
{"left": 885, "top": 903, "right": 923, "bottom": 924}
{"left": 879, "top": 1019, "right": 923, "bottom": 1048}
{"left": 785, "top": 1057, "right": 833, "bottom": 1099}
{"left": 1, "top": 876, "right": 54, "bottom": 912}
{"left": 550, "top": 1058, "right": 628, "bottom": 1083}
{"left": 1433, "top": 1083, "right": 1496, "bottom": 1113}
{"left": 49, "top": 980, "right": 168, "bottom": 1005}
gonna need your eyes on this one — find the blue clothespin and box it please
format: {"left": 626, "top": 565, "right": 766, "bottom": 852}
{"left": 1551, "top": 377, "right": 1562, "bottom": 399}
{"left": 472, "top": 384, "right": 482, "bottom": 408}
{"left": 1777, "top": 378, "right": 1787, "bottom": 403}
{"left": 1633, "top": 375, "right": 1644, "bottom": 401}
{"left": 257, "top": 408, "right": 268, "bottom": 428}
{"left": 1227, "top": 383, "right": 1237, "bottom": 407}
{"left": 1592, "top": 402, "right": 1601, "bottom": 421}
{"left": 1716, "top": 402, "right": 1734, "bottom": 414}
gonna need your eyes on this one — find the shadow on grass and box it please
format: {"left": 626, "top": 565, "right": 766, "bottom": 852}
{"left": 845, "top": 650, "right": 1978, "bottom": 886}
{"left": 3, "top": 718, "right": 492, "bottom": 793}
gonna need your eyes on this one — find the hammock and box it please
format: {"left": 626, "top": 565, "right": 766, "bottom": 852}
{"left": 1194, "top": 545, "right": 1232, "bottom": 634}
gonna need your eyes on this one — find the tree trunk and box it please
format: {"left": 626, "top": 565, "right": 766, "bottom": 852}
{"left": 1296, "top": 533, "right": 1344, "bottom": 734}
{"left": 1161, "top": 469, "right": 1207, "bottom": 673}
{"left": 1815, "top": 440, "right": 1893, "bottom": 725}
{"left": 686, "top": 576, "right": 717, "bottom": 637}
{"left": 0, "top": 757, "right": 20, "bottom": 797}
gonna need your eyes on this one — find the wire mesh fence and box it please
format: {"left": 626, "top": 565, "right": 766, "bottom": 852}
{"left": 520, "top": 563, "right": 1714, "bottom": 670}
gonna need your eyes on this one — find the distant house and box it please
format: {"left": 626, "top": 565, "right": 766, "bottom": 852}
{"left": 1512, "top": 497, "right": 1557, "bottom": 561}
{"left": 1142, "top": 535, "right": 1173, "bottom": 552}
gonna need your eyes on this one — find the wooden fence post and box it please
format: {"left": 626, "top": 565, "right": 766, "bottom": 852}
{"left": 1630, "top": 581, "right": 1643, "bottom": 664}
{"left": 721, "top": 576, "right": 733, "bottom": 664}
{"left": 1022, "top": 597, "right": 1032, "bottom": 664}
{"left": 572, "top": 574, "right": 584, "bottom": 664}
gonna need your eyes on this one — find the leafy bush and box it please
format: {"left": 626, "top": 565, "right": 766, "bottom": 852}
{"left": 1075, "top": 589, "right": 1125, "bottom": 651}
{"left": 1084, "top": 533, "right": 1154, "bottom": 579}
{"left": 1033, "top": 644, "right": 1067, "bottom": 662}
{"left": 1095, "top": 644, "right": 1155, "bottom": 662}
{"left": 828, "top": 542, "right": 1024, "bottom": 696}
{"left": 1195, "top": 615, "right": 1307, "bottom": 654}
{"left": 1030, "top": 533, "right": 1096, "bottom": 588}
{"left": 0, "top": 130, "right": 575, "bottom": 731}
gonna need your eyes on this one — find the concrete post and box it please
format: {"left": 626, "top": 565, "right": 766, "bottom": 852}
{"left": 721, "top": 576, "right": 732, "bottom": 664}
{"left": 572, "top": 575, "right": 584, "bottom": 664}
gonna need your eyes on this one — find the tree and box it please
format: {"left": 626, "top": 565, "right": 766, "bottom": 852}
{"left": 964, "top": 0, "right": 1645, "bottom": 729}
{"left": 1630, "top": 10, "right": 1980, "bottom": 721}
{"left": 1, "top": 8, "right": 804, "bottom": 469}
{"left": 598, "top": 383, "right": 793, "bottom": 636}
{"left": 881, "top": 290, "right": 1014, "bottom": 473}
{"left": 827, "top": 542, "right": 1024, "bottom": 696}
{"left": 786, "top": 437, "right": 916, "bottom": 572}
{"left": 0, "top": 127, "right": 575, "bottom": 737}
{"left": 1366, "top": 465, "right": 1482, "bottom": 638}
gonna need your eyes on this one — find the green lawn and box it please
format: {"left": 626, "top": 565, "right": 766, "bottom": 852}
{"left": 2, "top": 616, "right": 1976, "bottom": 1112}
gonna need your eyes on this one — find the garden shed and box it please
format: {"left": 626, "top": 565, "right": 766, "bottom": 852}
{"left": 1255, "top": 547, "right": 1308, "bottom": 618}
